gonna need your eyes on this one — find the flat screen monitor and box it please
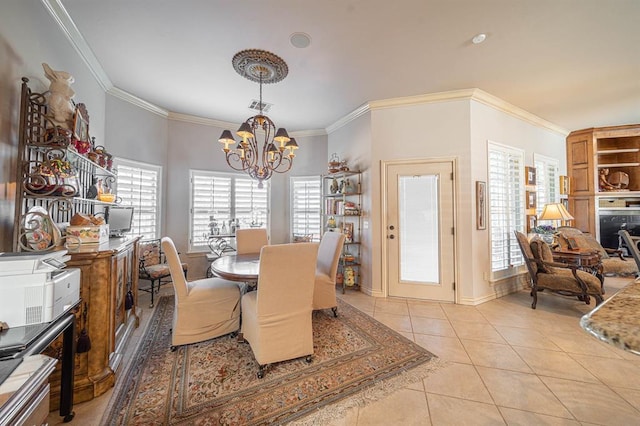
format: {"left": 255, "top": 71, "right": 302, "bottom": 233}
{"left": 106, "top": 206, "right": 134, "bottom": 237}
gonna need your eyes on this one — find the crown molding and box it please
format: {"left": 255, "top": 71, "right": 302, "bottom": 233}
{"left": 328, "top": 88, "right": 568, "bottom": 136}
{"left": 470, "top": 89, "right": 569, "bottom": 136}
{"left": 289, "top": 129, "right": 327, "bottom": 138}
{"left": 45, "top": 0, "right": 566, "bottom": 138}
{"left": 107, "top": 87, "right": 168, "bottom": 117}
{"left": 167, "top": 112, "right": 236, "bottom": 129}
{"left": 41, "top": 0, "right": 112, "bottom": 92}
{"left": 326, "top": 103, "right": 371, "bottom": 134}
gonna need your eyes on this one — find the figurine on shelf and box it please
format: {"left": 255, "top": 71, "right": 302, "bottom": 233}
{"left": 599, "top": 168, "right": 617, "bottom": 191}
{"left": 344, "top": 266, "right": 355, "bottom": 287}
{"left": 86, "top": 176, "right": 99, "bottom": 199}
{"left": 330, "top": 177, "right": 339, "bottom": 194}
{"left": 42, "top": 63, "right": 75, "bottom": 128}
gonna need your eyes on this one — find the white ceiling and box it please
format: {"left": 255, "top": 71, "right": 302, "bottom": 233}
{"left": 59, "top": 0, "right": 640, "bottom": 133}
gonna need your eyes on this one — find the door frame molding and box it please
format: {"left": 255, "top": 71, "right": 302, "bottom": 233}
{"left": 380, "top": 157, "right": 459, "bottom": 301}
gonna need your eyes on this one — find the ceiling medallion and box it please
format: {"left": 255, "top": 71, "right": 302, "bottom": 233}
{"left": 232, "top": 49, "right": 288, "bottom": 84}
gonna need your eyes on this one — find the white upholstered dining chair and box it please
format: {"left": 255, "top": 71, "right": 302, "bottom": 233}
{"left": 313, "top": 231, "right": 346, "bottom": 316}
{"left": 161, "top": 237, "right": 241, "bottom": 350}
{"left": 240, "top": 242, "right": 318, "bottom": 378}
{"left": 235, "top": 228, "right": 268, "bottom": 255}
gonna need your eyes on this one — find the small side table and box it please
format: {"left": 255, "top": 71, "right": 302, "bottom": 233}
{"left": 552, "top": 249, "right": 605, "bottom": 292}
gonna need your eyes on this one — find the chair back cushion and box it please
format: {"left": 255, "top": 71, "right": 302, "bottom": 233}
{"left": 529, "top": 239, "right": 555, "bottom": 273}
{"left": 236, "top": 228, "right": 268, "bottom": 255}
{"left": 161, "top": 237, "right": 189, "bottom": 299}
{"left": 514, "top": 231, "right": 538, "bottom": 276}
{"left": 317, "top": 231, "right": 346, "bottom": 280}
{"left": 139, "top": 240, "right": 161, "bottom": 266}
{"left": 256, "top": 243, "right": 318, "bottom": 317}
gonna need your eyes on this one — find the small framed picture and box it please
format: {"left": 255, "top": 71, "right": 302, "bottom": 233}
{"left": 526, "top": 215, "right": 537, "bottom": 233}
{"left": 476, "top": 181, "right": 486, "bottom": 230}
{"left": 526, "top": 191, "right": 537, "bottom": 209}
{"left": 525, "top": 167, "right": 537, "bottom": 186}
{"left": 73, "top": 105, "right": 89, "bottom": 142}
{"left": 559, "top": 175, "right": 569, "bottom": 195}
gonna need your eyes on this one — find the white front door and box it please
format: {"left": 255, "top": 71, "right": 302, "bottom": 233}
{"left": 384, "top": 160, "right": 456, "bottom": 302}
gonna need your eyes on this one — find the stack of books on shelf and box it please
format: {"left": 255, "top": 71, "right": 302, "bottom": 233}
{"left": 325, "top": 199, "right": 360, "bottom": 216}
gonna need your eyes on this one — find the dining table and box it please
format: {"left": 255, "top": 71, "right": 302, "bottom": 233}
{"left": 210, "top": 253, "right": 260, "bottom": 283}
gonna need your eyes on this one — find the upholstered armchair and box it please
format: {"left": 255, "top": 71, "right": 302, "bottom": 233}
{"left": 236, "top": 228, "right": 268, "bottom": 255}
{"left": 514, "top": 231, "right": 603, "bottom": 309}
{"left": 618, "top": 230, "right": 640, "bottom": 278}
{"left": 556, "top": 226, "right": 637, "bottom": 277}
{"left": 313, "top": 231, "right": 346, "bottom": 316}
{"left": 161, "top": 237, "right": 241, "bottom": 349}
{"left": 138, "top": 239, "right": 188, "bottom": 308}
{"left": 240, "top": 242, "right": 318, "bottom": 378}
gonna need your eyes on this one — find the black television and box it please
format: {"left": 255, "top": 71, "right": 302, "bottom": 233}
{"left": 106, "top": 206, "right": 134, "bottom": 237}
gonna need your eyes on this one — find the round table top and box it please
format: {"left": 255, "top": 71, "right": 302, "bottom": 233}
{"left": 210, "top": 253, "right": 260, "bottom": 282}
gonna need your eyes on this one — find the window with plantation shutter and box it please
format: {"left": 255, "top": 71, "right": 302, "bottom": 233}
{"left": 113, "top": 158, "right": 162, "bottom": 240}
{"left": 189, "top": 170, "right": 269, "bottom": 252}
{"left": 488, "top": 142, "right": 525, "bottom": 279}
{"left": 290, "top": 176, "right": 321, "bottom": 241}
{"left": 534, "top": 154, "right": 559, "bottom": 217}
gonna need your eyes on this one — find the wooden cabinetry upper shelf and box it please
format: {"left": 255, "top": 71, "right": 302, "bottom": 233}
{"left": 597, "top": 148, "right": 640, "bottom": 154}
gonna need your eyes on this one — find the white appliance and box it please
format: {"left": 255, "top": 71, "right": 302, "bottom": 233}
{"left": 0, "top": 251, "right": 80, "bottom": 328}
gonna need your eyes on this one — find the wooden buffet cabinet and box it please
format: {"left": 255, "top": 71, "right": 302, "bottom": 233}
{"left": 566, "top": 124, "right": 640, "bottom": 245}
{"left": 12, "top": 78, "right": 142, "bottom": 408}
{"left": 52, "top": 237, "right": 140, "bottom": 407}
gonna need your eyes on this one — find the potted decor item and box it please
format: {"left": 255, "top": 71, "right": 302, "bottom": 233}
{"left": 26, "top": 158, "right": 78, "bottom": 196}
{"left": 328, "top": 153, "right": 341, "bottom": 173}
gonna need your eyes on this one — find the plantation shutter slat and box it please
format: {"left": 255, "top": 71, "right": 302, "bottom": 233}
{"left": 189, "top": 171, "right": 269, "bottom": 251}
{"left": 488, "top": 144, "right": 524, "bottom": 274}
{"left": 115, "top": 160, "right": 161, "bottom": 240}
{"left": 290, "top": 176, "right": 321, "bottom": 241}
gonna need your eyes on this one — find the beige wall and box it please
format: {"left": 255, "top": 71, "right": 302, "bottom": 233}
{"left": 328, "top": 97, "right": 566, "bottom": 304}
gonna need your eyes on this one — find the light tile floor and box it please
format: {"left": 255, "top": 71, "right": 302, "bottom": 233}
{"left": 49, "top": 277, "right": 640, "bottom": 425}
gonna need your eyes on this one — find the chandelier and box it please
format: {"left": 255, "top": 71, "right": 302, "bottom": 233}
{"left": 218, "top": 49, "right": 298, "bottom": 188}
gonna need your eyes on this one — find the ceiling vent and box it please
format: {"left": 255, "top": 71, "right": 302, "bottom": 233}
{"left": 249, "top": 100, "right": 272, "bottom": 113}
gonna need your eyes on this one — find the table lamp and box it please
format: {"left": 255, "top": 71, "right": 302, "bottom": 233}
{"left": 538, "top": 202, "right": 574, "bottom": 228}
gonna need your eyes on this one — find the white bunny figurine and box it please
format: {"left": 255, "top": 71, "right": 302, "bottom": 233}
{"left": 42, "top": 63, "right": 75, "bottom": 128}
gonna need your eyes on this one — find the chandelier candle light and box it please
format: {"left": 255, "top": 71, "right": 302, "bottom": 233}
{"left": 218, "top": 49, "right": 298, "bottom": 188}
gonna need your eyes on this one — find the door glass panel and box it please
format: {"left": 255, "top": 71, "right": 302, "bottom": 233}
{"left": 399, "top": 174, "right": 439, "bottom": 282}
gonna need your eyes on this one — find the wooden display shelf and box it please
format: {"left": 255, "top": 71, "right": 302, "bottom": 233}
{"left": 597, "top": 163, "right": 640, "bottom": 168}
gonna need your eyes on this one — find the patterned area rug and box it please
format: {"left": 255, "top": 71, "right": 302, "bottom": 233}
{"left": 101, "top": 295, "right": 442, "bottom": 425}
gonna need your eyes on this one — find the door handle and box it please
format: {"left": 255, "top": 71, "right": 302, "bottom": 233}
{"left": 388, "top": 234, "right": 395, "bottom": 239}
{"left": 389, "top": 225, "right": 395, "bottom": 230}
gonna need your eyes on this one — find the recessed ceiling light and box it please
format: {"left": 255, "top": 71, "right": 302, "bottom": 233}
{"left": 290, "top": 32, "right": 311, "bottom": 49}
{"left": 472, "top": 33, "right": 487, "bottom": 44}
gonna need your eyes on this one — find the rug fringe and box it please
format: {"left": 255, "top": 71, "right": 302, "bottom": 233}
{"left": 290, "top": 357, "right": 449, "bottom": 425}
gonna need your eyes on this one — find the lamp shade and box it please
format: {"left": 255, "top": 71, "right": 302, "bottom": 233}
{"left": 218, "top": 130, "right": 235, "bottom": 144}
{"left": 538, "top": 203, "right": 574, "bottom": 221}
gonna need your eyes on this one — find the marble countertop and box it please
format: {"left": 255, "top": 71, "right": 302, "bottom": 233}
{"left": 581, "top": 281, "right": 640, "bottom": 355}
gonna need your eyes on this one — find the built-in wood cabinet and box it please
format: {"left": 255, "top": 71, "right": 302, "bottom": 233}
{"left": 566, "top": 124, "right": 640, "bottom": 244}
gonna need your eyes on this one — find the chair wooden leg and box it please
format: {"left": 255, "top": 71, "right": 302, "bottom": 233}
{"left": 257, "top": 364, "right": 266, "bottom": 379}
{"left": 331, "top": 307, "right": 338, "bottom": 317}
{"left": 531, "top": 284, "right": 538, "bottom": 309}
